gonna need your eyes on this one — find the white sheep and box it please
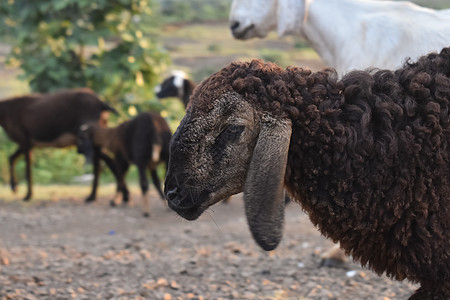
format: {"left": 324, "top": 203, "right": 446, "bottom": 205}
{"left": 229, "top": 0, "right": 450, "bottom": 74}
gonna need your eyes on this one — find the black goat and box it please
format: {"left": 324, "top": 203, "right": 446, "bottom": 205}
{"left": 0, "top": 88, "right": 117, "bottom": 201}
{"left": 78, "top": 112, "right": 172, "bottom": 217}
{"left": 155, "top": 71, "right": 196, "bottom": 108}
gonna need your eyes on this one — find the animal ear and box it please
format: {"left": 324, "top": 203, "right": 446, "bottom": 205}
{"left": 244, "top": 115, "right": 292, "bottom": 251}
{"left": 277, "top": 0, "right": 304, "bottom": 36}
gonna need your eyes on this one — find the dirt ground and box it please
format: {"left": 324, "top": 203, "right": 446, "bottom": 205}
{"left": 0, "top": 191, "right": 418, "bottom": 300}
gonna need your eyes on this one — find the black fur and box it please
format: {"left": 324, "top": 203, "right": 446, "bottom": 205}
{"left": 184, "top": 47, "right": 450, "bottom": 299}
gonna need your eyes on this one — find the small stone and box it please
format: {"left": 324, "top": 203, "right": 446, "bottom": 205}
{"left": 140, "top": 249, "right": 151, "bottom": 260}
{"left": 247, "top": 284, "right": 259, "bottom": 292}
{"left": 346, "top": 270, "right": 357, "bottom": 278}
{"left": 1, "top": 257, "right": 9, "bottom": 266}
{"left": 208, "top": 284, "right": 217, "bottom": 292}
{"left": 37, "top": 288, "right": 48, "bottom": 296}
{"left": 262, "top": 279, "right": 272, "bottom": 286}
{"left": 170, "top": 281, "right": 180, "bottom": 290}
{"left": 157, "top": 278, "right": 168, "bottom": 286}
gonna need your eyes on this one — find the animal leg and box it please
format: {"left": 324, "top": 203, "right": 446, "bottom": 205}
{"left": 319, "top": 244, "right": 348, "bottom": 268}
{"left": 409, "top": 281, "right": 450, "bottom": 300}
{"left": 23, "top": 150, "right": 33, "bottom": 201}
{"left": 98, "top": 150, "right": 119, "bottom": 180}
{"left": 9, "top": 148, "right": 23, "bottom": 193}
{"left": 110, "top": 178, "right": 129, "bottom": 207}
{"left": 141, "top": 191, "right": 151, "bottom": 218}
{"left": 150, "top": 169, "right": 164, "bottom": 201}
{"left": 119, "top": 157, "right": 130, "bottom": 204}
{"left": 85, "top": 149, "right": 101, "bottom": 202}
{"left": 110, "top": 155, "right": 129, "bottom": 206}
{"left": 138, "top": 166, "right": 150, "bottom": 217}
{"left": 110, "top": 190, "right": 123, "bottom": 207}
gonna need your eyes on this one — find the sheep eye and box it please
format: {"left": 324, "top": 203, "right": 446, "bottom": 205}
{"left": 226, "top": 124, "right": 244, "bottom": 134}
{"left": 218, "top": 124, "right": 245, "bottom": 142}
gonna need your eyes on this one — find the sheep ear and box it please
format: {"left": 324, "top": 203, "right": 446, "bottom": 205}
{"left": 244, "top": 115, "right": 292, "bottom": 251}
{"left": 277, "top": 0, "right": 304, "bottom": 36}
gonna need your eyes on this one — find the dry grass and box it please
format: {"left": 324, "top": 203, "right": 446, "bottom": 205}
{"left": 0, "top": 183, "right": 143, "bottom": 202}
{"left": 161, "top": 22, "right": 320, "bottom": 66}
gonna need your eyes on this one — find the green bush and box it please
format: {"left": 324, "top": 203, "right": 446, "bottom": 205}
{"left": 0, "top": 0, "right": 173, "bottom": 186}
{"left": 0, "top": 0, "right": 170, "bottom": 107}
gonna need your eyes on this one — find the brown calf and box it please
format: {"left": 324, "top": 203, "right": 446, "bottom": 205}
{"left": 0, "top": 88, "right": 117, "bottom": 200}
{"left": 78, "top": 112, "right": 172, "bottom": 217}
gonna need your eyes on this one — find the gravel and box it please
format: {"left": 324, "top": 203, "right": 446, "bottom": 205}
{"left": 0, "top": 192, "right": 418, "bottom": 299}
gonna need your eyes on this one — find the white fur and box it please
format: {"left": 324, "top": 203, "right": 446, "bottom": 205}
{"left": 172, "top": 71, "right": 186, "bottom": 98}
{"left": 229, "top": 0, "right": 278, "bottom": 38}
{"left": 173, "top": 74, "right": 184, "bottom": 89}
{"left": 155, "top": 70, "right": 188, "bottom": 94}
{"left": 171, "top": 70, "right": 188, "bottom": 80}
{"left": 229, "top": 0, "right": 450, "bottom": 74}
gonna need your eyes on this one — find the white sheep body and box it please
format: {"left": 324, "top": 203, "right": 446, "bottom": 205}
{"left": 230, "top": 0, "right": 450, "bottom": 74}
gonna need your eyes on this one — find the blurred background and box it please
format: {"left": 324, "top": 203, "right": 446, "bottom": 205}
{"left": 0, "top": 0, "right": 448, "bottom": 195}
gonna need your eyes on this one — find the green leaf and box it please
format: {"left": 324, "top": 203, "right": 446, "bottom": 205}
{"left": 0, "top": 0, "right": 168, "bottom": 116}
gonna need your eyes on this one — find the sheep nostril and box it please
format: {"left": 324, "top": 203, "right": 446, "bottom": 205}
{"left": 165, "top": 187, "right": 179, "bottom": 201}
{"left": 230, "top": 21, "right": 240, "bottom": 32}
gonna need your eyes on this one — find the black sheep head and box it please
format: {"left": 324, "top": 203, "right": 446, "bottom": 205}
{"left": 164, "top": 82, "right": 292, "bottom": 251}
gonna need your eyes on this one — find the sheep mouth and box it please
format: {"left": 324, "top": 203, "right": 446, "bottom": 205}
{"left": 231, "top": 24, "right": 255, "bottom": 40}
{"left": 169, "top": 202, "right": 203, "bottom": 220}
{"left": 167, "top": 190, "right": 212, "bottom": 220}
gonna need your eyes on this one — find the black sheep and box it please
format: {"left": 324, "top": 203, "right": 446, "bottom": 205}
{"left": 155, "top": 71, "right": 196, "bottom": 108}
{"left": 164, "top": 48, "right": 450, "bottom": 299}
